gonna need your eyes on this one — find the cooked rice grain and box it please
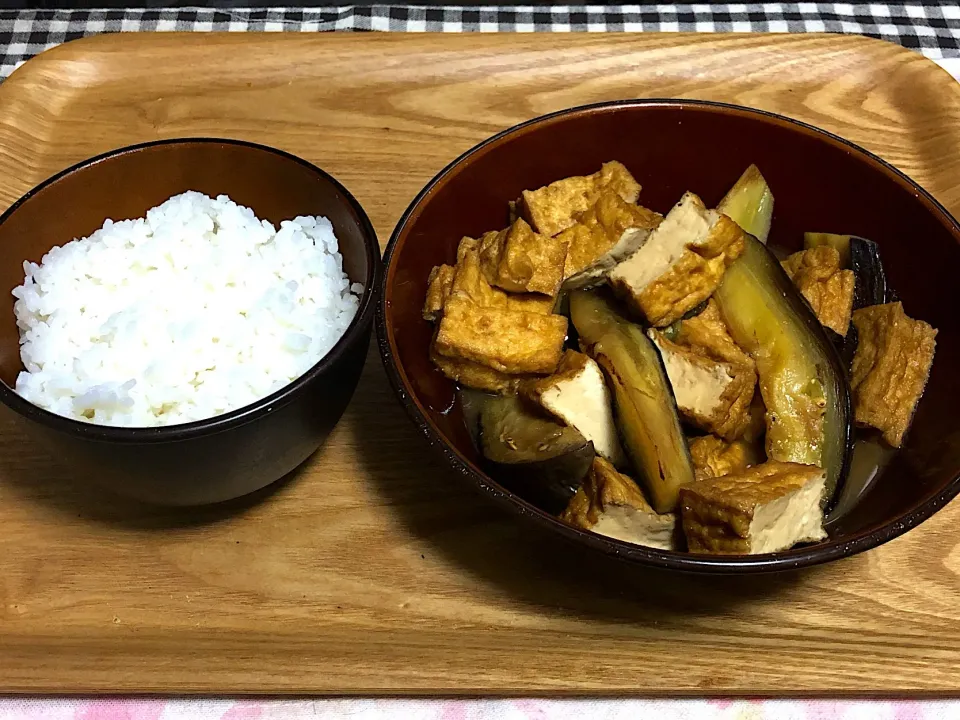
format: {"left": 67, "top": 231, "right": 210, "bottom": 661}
{"left": 12, "top": 192, "right": 362, "bottom": 427}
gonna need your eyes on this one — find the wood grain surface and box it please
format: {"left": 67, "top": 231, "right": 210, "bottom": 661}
{"left": 2, "top": 32, "right": 960, "bottom": 696}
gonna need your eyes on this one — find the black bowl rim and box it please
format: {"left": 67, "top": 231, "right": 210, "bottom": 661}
{"left": 0, "top": 137, "right": 382, "bottom": 443}
{"left": 376, "top": 97, "right": 960, "bottom": 574}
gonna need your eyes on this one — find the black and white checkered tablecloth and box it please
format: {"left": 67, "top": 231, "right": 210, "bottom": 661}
{"left": 1, "top": 4, "right": 959, "bottom": 78}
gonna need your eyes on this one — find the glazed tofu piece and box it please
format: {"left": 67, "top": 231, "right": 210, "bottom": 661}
{"left": 522, "top": 350, "right": 626, "bottom": 466}
{"left": 426, "top": 242, "right": 561, "bottom": 388}
{"left": 450, "top": 242, "right": 555, "bottom": 315}
{"left": 508, "top": 199, "right": 521, "bottom": 224}
{"left": 559, "top": 191, "right": 662, "bottom": 289}
{"left": 781, "top": 246, "right": 855, "bottom": 335}
{"left": 648, "top": 331, "right": 754, "bottom": 440}
{"left": 521, "top": 161, "right": 641, "bottom": 237}
{"left": 647, "top": 302, "right": 756, "bottom": 440}
{"left": 456, "top": 235, "right": 480, "bottom": 263}
{"left": 561, "top": 456, "right": 678, "bottom": 551}
{"left": 434, "top": 295, "right": 567, "bottom": 375}
{"left": 680, "top": 461, "right": 827, "bottom": 554}
{"left": 608, "top": 192, "right": 746, "bottom": 327}
{"left": 689, "top": 434, "right": 762, "bottom": 481}
{"left": 422, "top": 264, "right": 456, "bottom": 321}
{"left": 477, "top": 218, "right": 568, "bottom": 297}
{"left": 429, "top": 341, "right": 523, "bottom": 395}
{"left": 850, "top": 302, "right": 937, "bottom": 447}
{"left": 673, "top": 300, "right": 752, "bottom": 367}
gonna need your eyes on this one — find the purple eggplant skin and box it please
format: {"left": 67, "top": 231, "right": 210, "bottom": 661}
{"left": 850, "top": 236, "right": 892, "bottom": 309}
{"left": 569, "top": 289, "right": 695, "bottom": 514}
{"left": 476, "top": 393, "right": 594, "bottom": 515}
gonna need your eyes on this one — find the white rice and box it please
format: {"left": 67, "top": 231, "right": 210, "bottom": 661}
{"left": 12, "top": 191, "right": 363, "bottom": 427}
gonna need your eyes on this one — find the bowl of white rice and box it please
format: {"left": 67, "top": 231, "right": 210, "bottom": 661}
{"left": 0, "top": 138, "right": 380, "bottom": 505}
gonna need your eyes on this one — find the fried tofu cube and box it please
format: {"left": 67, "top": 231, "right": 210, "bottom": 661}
{"left": 521, "top": 161, "right": 641, "bottom": 237}
{"left": 456, "top": 235, "right": 479, "bottom": 263}
{"left": 434, "top": 295, "right": 567, "bottom": 375}
{"left": 559, "top": 191, "right": 662, "bottom": 289}
{"left": 649, "top": 330, "right": 755, "bottom": 440}
{"left": 646, "top": 302, "right": 755, "bottom": 440}
{"left": 508, "top": 199, "right": 520, "bottom": 224}
{"left": 477, "top": 218, "right": 568, "bottom": 297}
{"left": 781, "top": 246, "right": 855, "bottom": 335}
{"left": 608, "top": 192, "right": 746, "bottom": 327}
{"left": 450, "top": 243, "right": 555, "bottom": 315}
{"left": 850, "top": 302, "right": 937, "bottom": 447}
{"left": 452, "top": 239, "right": 503, "bottom": 308}
{"left": 429, "top": 341, "right": 522, "bottom": 395}
{"left": 673, "top": 300, "right": 751, "bottom": 367}
{"left": 689, "top": 435, "right": 762, "bottom": 481}
{"left": 423, "top": 264, "right": 456, "bottom": 322}
{"left": 680, "top": 461, "right": 826, "bottom": 554}
{"left": 522, "top": 350, "right": 626, "bottom": 466}
{"left": 426, "top": 250, "right": 552, "bottom": 388}
{"left": 561, "top": 456, "right": 678, "bottom": 551}
{"left": 665, "top": 300, "right": 757, "bottom": 439}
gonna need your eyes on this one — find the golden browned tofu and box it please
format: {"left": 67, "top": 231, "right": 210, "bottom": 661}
{"left": 450, "top": 243, "right": 506, "bottom": 308}
{"left": 689, "top": 435, "right": 762, "bottom": 481}
{"left": 609, "top": 193, "right": 746, "bottom": 327}
{"left": 561, "top": 457, "right": 678, "bottom": 550}
{"left": 508, "top": 199, "right": 520, "bottom": 224}
{"left": 649, "top": 331, "right": 755, "bottom": 440}
{"left": 477, "top": 218, "right": 568, "bottom": 297}
{"left": 422, "top": 264, "right": 456, "bottom": 322}
{"left": 850, "top": 302, "right": 937, "bottom": 447}
{"left": 434, "top": 295, "right": 567, "bottom": 375}
{"left": 781, "top": 246, "right": 855, "bottom": 335}
{"left": 674, "top": 301, "right": 750, "bottom": 365}
{"left": 680, "top": 461, "right": 826, "bottom": 554}
{"left": 521, "top": 161, "right": 641, "bottom": 237}
{"left": 559, "top": 191, "right": 662, "bottom": 288}
{"left": 521, "top": 350, "right": 625, "bottom": 466}
{"left": 456, "top": 235, "right": 480, "bottom": 263}
{"left": 450, "top": 244, "right": 555, "bottom": 315}
{"left": 647, "top": 302, "right": 756, "bottom": 439}
{"left": 429, "top": 340, "right": 523, "bottom": 395}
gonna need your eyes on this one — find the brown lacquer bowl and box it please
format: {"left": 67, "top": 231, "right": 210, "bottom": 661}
{"left": 0, "top": 138, "right": 381, "bottom": 506}
{"left": 377, "top": 100, "right": 960, "bottom": 573}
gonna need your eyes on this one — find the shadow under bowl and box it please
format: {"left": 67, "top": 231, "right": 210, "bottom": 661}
{"left": 377, "top": 99, "right": 960, "bottom": 574}
{"left": 0, "top": 138, "right": 381, "bottom": 506}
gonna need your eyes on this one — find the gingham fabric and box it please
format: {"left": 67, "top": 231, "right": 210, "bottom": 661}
{"left": 1, "top": 3, "right": 959, "bottom": 78}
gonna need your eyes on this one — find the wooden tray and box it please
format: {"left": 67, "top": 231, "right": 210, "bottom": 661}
{"left": 2, "top": 32, "right": 960, "bottom": 696}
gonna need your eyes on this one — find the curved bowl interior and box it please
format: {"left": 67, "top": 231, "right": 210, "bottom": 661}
{"left": 381, "top": 101, "right": 960, "bottom": 572}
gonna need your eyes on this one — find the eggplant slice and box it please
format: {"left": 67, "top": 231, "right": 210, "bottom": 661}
{"left": 717, "top": 165, "right": 775, "bottom": 244}
{"left": 570, "top": 290, "right": 696, "bottom": 513}
{"left": 477, "top": 393, "right": 594, "bottom": 514}
{"left": 714, "top": 235, "right": 853, "bottom": 507}
{"left": 849, "top": 237, "right": 892, "bottom": 309}
{"left": 804, "top": 233, "right": 891, "bottom": 309}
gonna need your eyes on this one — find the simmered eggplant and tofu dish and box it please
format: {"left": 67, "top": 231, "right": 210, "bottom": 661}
{"left": 422, "top": 162, "right": 937, "bottom": 555}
